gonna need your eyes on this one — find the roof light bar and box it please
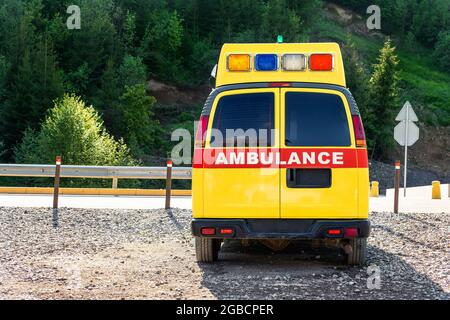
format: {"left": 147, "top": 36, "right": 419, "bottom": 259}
{"left": 255, "top": 54, "right": 278, "bottom": 71}
{"left": 227, "top": 54, "right": 251, "bottom": 71}
{"left": 282, "top": 54, "right": 306, "bottom": 71}
{"left": 309, "top": 54, "right": 333, "bottom": 71}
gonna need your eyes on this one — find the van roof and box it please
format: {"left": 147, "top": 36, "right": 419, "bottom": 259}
{"left": 215, "top": 42, "right": 346, "bottom": 88}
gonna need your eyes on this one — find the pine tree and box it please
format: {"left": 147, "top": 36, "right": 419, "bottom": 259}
{"left": 433, "top": 31, "right": 450, "bottom": 70}
{"left": 93, "top": 58, "right": 120, "bottom": 134}
{"left": 0, "top": 39, "right": 64, "bottom": 160}
{"left": 343, "top": 38, "right": 374, "bottom": 151}
{"left": 122, "top": 11, "right": 137, "bottom": 55}
{"left": 140, "top": 8, "right": 184, "bottom": 82}
{"left": 368, "top": 39, "right": 400, "bottom": 159}
{"left": 116, "top": 84, "right": 159, "bottom": 157}
{"left": 259, "top": 0, "right": 302, "bottom": 43}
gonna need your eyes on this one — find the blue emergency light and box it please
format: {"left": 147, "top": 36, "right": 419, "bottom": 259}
{"left": 254, "top": 54, "right": 278, "bottom": 71}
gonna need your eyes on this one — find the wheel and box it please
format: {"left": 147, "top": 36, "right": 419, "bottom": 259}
{"left": 345, "top": 238, "right": 367, "bottom": 266}
{"left": 195, "top": 237, "right": 221, "bottom": 262}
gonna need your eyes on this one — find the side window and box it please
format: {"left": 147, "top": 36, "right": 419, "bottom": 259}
{"left": 210, "top": 92, "right": 274, "bottom": 147}
{"left": 285, "top": 92, "right": 351, "bottom": 146}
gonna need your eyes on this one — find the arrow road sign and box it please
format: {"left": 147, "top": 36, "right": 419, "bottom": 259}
{"left": 394, "top": 101, "right": 419, "bottom": 197}
{"left": 395, "top": 101, "right": 418, "bottom": 122}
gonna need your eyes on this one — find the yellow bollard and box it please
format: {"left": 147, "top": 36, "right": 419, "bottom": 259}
{"left": 370, "top": 181, "right": 379, "bottom": 198}
{"left": 432, "top": 181, "right": 441, "bottom": 199}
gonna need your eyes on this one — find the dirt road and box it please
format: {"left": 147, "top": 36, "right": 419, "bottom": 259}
{"left": 0, "top": 207, "right": 448, "bottom": 299}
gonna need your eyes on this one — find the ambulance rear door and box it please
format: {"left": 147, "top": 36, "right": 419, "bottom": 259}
{"left": 203, "top": 88, "right": 280, "bottom": 219}
{"left": 280, "top": 88, "right": 359, "bottom": 219}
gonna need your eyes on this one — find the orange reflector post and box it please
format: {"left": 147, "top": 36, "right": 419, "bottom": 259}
{"left": 309, "top": 54, "right": 333, "bottom": 71}
{"left": 227, "top": 54, "right": 251, "bottom": 71}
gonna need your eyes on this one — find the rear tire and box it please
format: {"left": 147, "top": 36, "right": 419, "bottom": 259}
{"left": 195, "top": 237, "right": 221, "bottom": 262}
{"left": 345, "top": 238, "right": 367, "bottom": 266}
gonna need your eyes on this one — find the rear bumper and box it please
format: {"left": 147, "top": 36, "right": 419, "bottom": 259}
{"left": 192, "top": 218, "right": 370, "bottom": 239}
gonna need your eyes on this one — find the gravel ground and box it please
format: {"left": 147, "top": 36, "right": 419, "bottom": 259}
{"left": 0, "top": 207, "right": 448, "bottom": 300}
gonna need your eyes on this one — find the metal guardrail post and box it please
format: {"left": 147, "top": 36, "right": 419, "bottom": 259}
{"left": 165, "top": 159, "right": 173, "bottom": 210}
{"left": 112, "top": 177, "right": 118, "bottom": 189}
{"left": 52, "top": 156, "right": 62, "bottom": 227}
{"left": 53, "top": 156, "right": 62, "bottom": 210}
{"left": 394, "top": 160, "right": 400, "bottom": 214}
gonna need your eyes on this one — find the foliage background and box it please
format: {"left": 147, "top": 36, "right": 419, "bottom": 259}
{"left": 0, "top": 0, "right": 448, "bottom": 187}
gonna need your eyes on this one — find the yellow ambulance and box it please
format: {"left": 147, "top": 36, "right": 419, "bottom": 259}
{"left": 191, "top": 42, "right": 370, "bottom": 265}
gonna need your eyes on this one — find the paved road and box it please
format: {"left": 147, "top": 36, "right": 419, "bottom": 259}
{"left": 0, "top": 194, "right": 192, "bottom": 210}
{"left": 0, "top": 185, "right": 448, "bottom": 213}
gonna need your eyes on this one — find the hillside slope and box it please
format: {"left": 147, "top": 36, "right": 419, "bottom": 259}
{"left": 320, "top": 3, "right": 450, "bottom": 126}
{"left": 151, "top": 2, "right": 449, "bottom": 178}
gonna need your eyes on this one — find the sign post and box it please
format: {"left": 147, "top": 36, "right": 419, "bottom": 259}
{"left": 394, "top": 101, "right": 419, "bottom": 197}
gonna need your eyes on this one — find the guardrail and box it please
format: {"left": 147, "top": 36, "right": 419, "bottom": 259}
{"left": 0, "top": 164, "right": 192, "bottom": 188}
{"left": 0, "top": 162, "right": 193, "bottom": 210}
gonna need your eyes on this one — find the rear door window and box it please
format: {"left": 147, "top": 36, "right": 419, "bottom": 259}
{"left": 210, "top": 92, "right": 274, "bottom": 147}
{"left": 285, "top": 92, "right": 350, "bottom": 146}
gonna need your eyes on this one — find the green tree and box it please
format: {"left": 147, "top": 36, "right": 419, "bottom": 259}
{"left": 91, "top": 58, "right": 120, "bottom": 137}
{"left": 122, "top": 10, "right": 137, "bottom": 54}
{"left": 288, "top": 0, "right": 322, "bottom": 29}
{"left": 140, "top": 9, "right": 184, "bottom": 82}
{"left": 186, "top": 38, "right": 217, "bottom": 85}
{"left": 64, "top": 62, "right": 91, "bottom": 97}
{"left": 259, "top": 0, "right": 302, "bottom": 43}
{"left": 0, "top": 0, "right": 24, "bottom": 61}
{"left": 0, "top": 39, "right": 64, "bottom": 160}
{"left": 343, "top": 38, "right": 375, "bottom": 151}
{"left": 116, "top": 84, "right": 159, "bottom": 157}
{"left": 433, "top": 30, "right": 450, "bottom": 70}
{"left": 14, "top": 94, "right": 136, "bottom": 167}
{"left": 411, "top": 0, "right": 449, "bottom": 48}
{"left": 0, "top": 55, "right": 10, "bottom": 99}
{"left": 118, "top": 55, "right": 147, "bottom": 88}
{"left": 368, "top": 39, "right": 400, "bottom": 159}
{"left": 60, "top": 0, "right": 117, "bottom": 98}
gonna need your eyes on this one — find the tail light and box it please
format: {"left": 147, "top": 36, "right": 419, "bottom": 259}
{"left": 219, "top": 228, "right": 234, "bottom": 235}
{"left": 344, "top": 228, "right": 359, "bottom": 238}
{"left": 352, "top": 115, "right": 366, "bottom": 147}
{"left": 201, "top": 227, "right": 215, "bottom": 235}
{"left": 327, "top": 229, "right": 342, "bottom": 236}
{"left": 195, "top": 115, "right": 209, "bottom": 148}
